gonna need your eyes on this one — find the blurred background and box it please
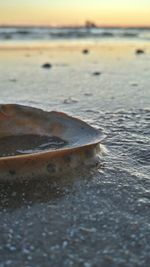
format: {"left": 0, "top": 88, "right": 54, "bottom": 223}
{"left": 0, "top": 0, "right": 150, "bottom": 44}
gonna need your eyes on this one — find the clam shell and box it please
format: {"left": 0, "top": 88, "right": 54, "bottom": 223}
{"left": 0, "top": 104, "right": 104, "bottom": 180}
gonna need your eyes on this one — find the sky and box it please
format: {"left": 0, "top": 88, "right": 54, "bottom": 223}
{"left": 0, "top": 0, "right": 150, "bottom": 27}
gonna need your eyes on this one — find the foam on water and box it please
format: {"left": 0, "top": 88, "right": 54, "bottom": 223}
{"left": 95, "top": 108, "right": 150, "bottom": 181}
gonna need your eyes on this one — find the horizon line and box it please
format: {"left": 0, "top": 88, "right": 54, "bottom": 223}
{"left": 0, "top": 23, "right": 150, "bottom": 29}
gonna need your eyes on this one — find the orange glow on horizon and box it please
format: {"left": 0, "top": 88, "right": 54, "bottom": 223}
{"left": 0, "top": 1, "right": 150, "bottom": 27}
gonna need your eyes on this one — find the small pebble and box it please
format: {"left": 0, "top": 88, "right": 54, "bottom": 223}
{"left": 131, "top": 83, "right": 138, "bottom": 87}
{"left": 84, "top": 93, "right": 93, "bottom": 96}
{"left": 42, "top": 63, "right": 52, "bottom": 69}
{"left": 9, "top": 79, "right": 17, "bottom": 82}
{"left": 82, "top": 49, "right": 89, "bottom": 54}
{"left": 93, "top": 72, "right": 101, "bottom": 76}
{"left": 135, "top": 49, "right": 145, "bottom": 55}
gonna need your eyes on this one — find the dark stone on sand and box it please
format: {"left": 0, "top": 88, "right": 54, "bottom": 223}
{"left": 84, "top": 93, "right": 93, "bottom": 96}
{"left": 9, "top": 79, "right": 17, "bottom": 82}
{"left": 82, "top": 49, "right": 89, "bottom": 54}
{"left": 135, "top": 49, "right": 145, "bottom": 55}
{"left": 131, "top": 83, "right": 138, "bottom": 87}
{"left": 42, "top": 63, "right": 52, "bottom": 69}
{"left": 93, "top": 72, "right": 101, "bottom": 76}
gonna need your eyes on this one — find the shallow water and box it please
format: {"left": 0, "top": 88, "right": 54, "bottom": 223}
{"left": 0, "top": 41, "right": 150, "bottom": 267}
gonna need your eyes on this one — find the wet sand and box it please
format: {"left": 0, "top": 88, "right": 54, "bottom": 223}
{"left": 0, "top": 41, "right": 150, "bottom": 267}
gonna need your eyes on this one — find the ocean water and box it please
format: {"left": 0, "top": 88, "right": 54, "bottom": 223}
{"left": 0, "top": 35, "right": 150, "bottom": 266}
{"left": 0, "top": 26, "right": 150, "bottom": 43}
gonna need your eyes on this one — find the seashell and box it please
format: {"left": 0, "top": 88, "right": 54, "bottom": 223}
{"left": 0, "top": 104, "right": 105, "bottom": 180}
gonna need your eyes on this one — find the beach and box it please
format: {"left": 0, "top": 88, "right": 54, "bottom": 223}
{"left": 0, "top": 37, "right": 150, "bottom": 267}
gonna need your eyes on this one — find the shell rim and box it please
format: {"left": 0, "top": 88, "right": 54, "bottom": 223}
{"left": 0, "top": 104, "right": 105, "bottom": 162}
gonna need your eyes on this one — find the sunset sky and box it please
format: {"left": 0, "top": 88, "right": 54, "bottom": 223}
{"left": 0, "top": 0, "right": 150, "bottom": 27}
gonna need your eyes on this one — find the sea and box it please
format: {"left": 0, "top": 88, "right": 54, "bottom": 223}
{"left": 0, "top": 26, "right": 150, "bottom": 43}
